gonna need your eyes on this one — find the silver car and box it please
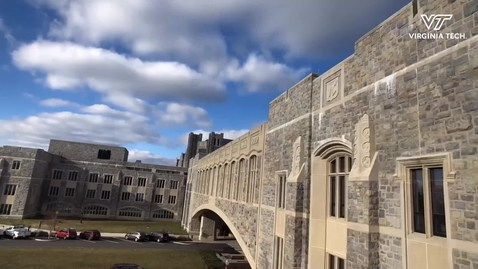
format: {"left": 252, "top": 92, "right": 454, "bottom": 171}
{"left": 124, "top": 231, "right": 146, "bottom": 242}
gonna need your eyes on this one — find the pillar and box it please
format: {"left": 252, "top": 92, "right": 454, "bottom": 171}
{"left": 199, "top": 215, "right": 217, "bottom": 241}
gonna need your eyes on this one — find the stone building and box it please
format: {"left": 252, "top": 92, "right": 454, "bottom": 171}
{"left": 0, "top": 139, "right": 187, "bottom": 221}
{"left": 177, "top": 132, "right": 233, "bottom": 168}
{"left": 182, "top": 1, "right": 478, "bottom": 269}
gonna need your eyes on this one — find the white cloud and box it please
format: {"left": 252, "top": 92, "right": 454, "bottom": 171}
{"left": 40, "top": 98, "right": 80, "bottom": 108}
{"left": 32, "top": 0, "right": 409, "bottom": 60}
{"left": 11, "top": 40, "right": 226, "bottom": 112}
{"left": 180, "top": 129, "right": 249, "bottom": 146}
{"left": 128, "top": 150, "right": 176, "bottom": 166}
{"left": 0, "top": 104, "right": 171, "bottom": 150}
{"left": 156, "top": 102, "right": 212, "bottom": 129}
{"left": 224, "top": 54, "right": 308, "bottom": 92}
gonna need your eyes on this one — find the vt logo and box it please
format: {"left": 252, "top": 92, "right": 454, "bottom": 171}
{"left": 420, "top": 14, "right": 453, "bottom": 31}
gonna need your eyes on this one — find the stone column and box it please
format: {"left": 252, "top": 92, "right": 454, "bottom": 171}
{"left": 199, "top": 215, "right": 217, "bottom": 241}
{"left": 347, "top": 114, "right": 380, "bottom": 269}
{"left": 188, "top": 218, "right": 201, "bottom": 240}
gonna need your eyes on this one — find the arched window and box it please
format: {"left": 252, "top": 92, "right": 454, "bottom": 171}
{"left": 229, "top": 161, "right": 236, "bottom": 199}
{"left": 45, "top": 202, "right": 73, "bottom": 214}
{"left": 328, "top": 155, "right": 352, "bottom": 219}
{"left": 152, "top": 209, "right": 174, "bottom": 219}
{"left": 223, "top": 163, "right": 229, "bottom": 198}
{"left": 217, "top": 165, "right": 223, "bottom": 197}
{"left": 117, "top": 207, "right": 143, "bottom": 218}
{"left": 247, "top": 155, "right": 258, "bottom": 203}
{"left": 83, "top": 205, "right": 108, "bottom": 216}
{"left": 237, "top": 159, "right": 245, "bottom": 201}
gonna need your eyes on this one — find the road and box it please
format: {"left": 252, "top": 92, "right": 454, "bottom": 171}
{"left": 0, "top": 236, "right": 240, "bottom": 252}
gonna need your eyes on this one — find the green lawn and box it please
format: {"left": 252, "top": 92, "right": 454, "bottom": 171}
{"left": 0, "top": 248, "right": 224, "bottom": 269}
{"left": 1, "top": 219, "right": 188, "bottom": 235}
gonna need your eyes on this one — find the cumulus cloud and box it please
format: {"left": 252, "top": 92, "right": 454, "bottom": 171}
{"left": 40, "top": 98, "right": 80, "bottom": 108}
{"left": 32, "top": 0, "right": 410, "bottom": 60}
{"left": 224, "top": 54, "right": 309, "bottom": 92}
{"left": 0, "top": 104, "right": 170, "bottom": 150}
{"left": 11, "top": 40, "right": 227, "bottom": 111}
{"left": 156, "top": 102, "right": 212, "bottom": 129}
{"left": 128, "top": 150, "right": 176, "bottom": 166}
{"left": 180, "top": 129, "right": 250, "bottom": 146}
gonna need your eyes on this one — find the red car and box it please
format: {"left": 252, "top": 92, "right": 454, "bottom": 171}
{"left": 56, "top": 228, "right": 77, "bottom": 239}
{"left": 79, "top": 230, "right": 101, "bottom": 240}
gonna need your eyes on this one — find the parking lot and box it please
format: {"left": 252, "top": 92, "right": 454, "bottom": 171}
{"left": 0, "top": 236, "right": 235, "bottom": 251}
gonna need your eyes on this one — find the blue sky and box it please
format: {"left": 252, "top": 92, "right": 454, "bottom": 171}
{"left": 0, "top": 0, "right": 410, "bottom": 165}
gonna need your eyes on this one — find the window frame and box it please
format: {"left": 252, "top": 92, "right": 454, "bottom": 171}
{"left": 396, "top": 153, "right": 454, "bottom": 241}
{"left": 275, "top": 171, "right": 287, "bottom": 209}
{"left": 327, "top": 154, "right": 351, "bottom": 220}
{"left": 11, "top": 160, "right": 21, "bottom": 170}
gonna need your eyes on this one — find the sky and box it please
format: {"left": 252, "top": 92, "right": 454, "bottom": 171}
{"left": 0, "top": 0, "right": 411, "bottom": 165}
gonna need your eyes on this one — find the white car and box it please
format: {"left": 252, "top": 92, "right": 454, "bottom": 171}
{"left": 4, "top": 225, "right": 31, "bottom": 239}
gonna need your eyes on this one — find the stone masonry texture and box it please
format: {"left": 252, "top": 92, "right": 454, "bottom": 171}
{"left": 0, "top": 140, "right": 187, "bottom": 222}
{"left": 182, "top": 1, "right": 478, "bottom": 268}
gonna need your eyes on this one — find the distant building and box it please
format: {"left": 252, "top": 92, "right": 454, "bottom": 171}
{"left": 0, "top": 139, "right": 187, "bottom": 221}
{"left": 176, "top": 132, "right": 232, "bottom": 168}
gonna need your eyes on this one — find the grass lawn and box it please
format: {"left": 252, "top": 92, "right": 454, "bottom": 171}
{"left": 1, "top": 219, "right": 188, "bottom": 235}
{"left": 0, "top": 248, "right": 225, "bottom": 269}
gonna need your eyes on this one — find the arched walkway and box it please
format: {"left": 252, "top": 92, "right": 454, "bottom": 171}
{"left": 191, "top": 204, "right": 255, "bottom": 269}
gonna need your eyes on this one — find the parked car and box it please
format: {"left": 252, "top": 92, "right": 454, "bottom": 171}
{"left": 4, "top": 225, "right": 31, "bottom": 239}
{"left": 124, "top": 232, "right": 146, "bottom": 242}
{"left": 146, "top": 231, "right": 169, "bottom": 242}
{"left": 56, "top": 228, "right": 77, "bottom": 239}
{"left": 79, "top": 230, "right": 101, "bottom": 240}
{"left": 110, "top": 263, "right": 144, "bottom": 269}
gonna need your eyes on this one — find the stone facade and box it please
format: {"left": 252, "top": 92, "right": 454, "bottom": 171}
{"left": 0, "top": 139, "right": 187, "bottom": 221}
{"left": 182, "top": 1, "right": 478, "bottom": 269}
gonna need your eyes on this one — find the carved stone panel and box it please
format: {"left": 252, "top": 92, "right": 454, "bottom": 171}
{"left": 240, "top": 140, "right": 247, "bottom": 149}
{"left": 321, "top": 69, "right": 342, "bottom": 107}
{"left": 251, "top": 135, "right": 259, "bottom": 145}
{"left": 352, "top": 114, "right": 376, "bottom": 173}
{"left": 291, "top": 136, "right": 302, "bottom": 177}
{"left": 232, "top": 144, "right": 238, "bottom": 153}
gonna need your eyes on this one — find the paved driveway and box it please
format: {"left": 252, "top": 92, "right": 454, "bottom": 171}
{"left": 0, "top": 236, "right": 236, "bottom": 251}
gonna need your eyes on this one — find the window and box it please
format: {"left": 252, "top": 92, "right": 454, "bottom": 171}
{"left": 11, "top": 160, "right": 21, "bottom": 170}
{"left": 101, "top": 190, "right": 111, "bottom": 200}
{"left": 97, "top": 149, "right": 111, "bottom": 160}
{"left": 410, "top": 167, "right": 446, "bottom": 237}
{"left": 229, "top": 162, "right": 236, "bottom": 199}
{"left": 223, "top": 164, "right": 229, "bottom": 198}
{"left": 168, "top": 195, "right": 177, "bottom": 204}
{"left": 412, "top": 0, "right": 418, "bottom": 17}
{"left": 83, "top": 205, "right": 108, "bottom": 216}
{"left": 52, "top": 170, "right": 63, "bottom": 180}
{"left": 328, "top": 254, "right": 345, "bottom": 269}
{"left": 276, "top": 174, "right": 286, "bottom": 209}
{"left": 135, "top": 193, "right": 145, "bottom": 202}
{"left": 118, "top": 207, "right": 142, "bottom": 218}
{"left": 49, "top": 186, "right": 59, "bottom": 196}
{"left": 138, "top": 177, "right": 147, "bottom": 187}
{"left": 154, "top": 194, "right": 163, "bottom": 203}
{"left": 274, "top": 236, "right": 284, "bottom": 269}
{"left": 152, "top": 210, "right": 174, "bottom": 219}
{"left": 103, "top": 174, "right": 114, "bottom": 184}
{"left": 237, "top": 159, "right": 245, "bottom": 201}
{"left": 64, "top": 187, "right": 75, "bottom": 197}
{"left": 45, "top": 202, "right": 72, "bottom": 214}
{"left": 156, "top": 179, "right": 165, "bottom": 188}
{"left": 3, "top": 184, "right": 17, "bottom": 196}
{"left": 89, "top": 173, "right": 99, "bottom": 183}
{"left": 0, "top": 204, "right": 12, "bottom": 215}
{"left": 85, "top": 189, "right": 96, "bottom": 199}
{"left": 68, "top": 171, "right": 78, "bottom": 181}
{"left": 329, "top": 156, "right": 351, "bottom": 218}
{"left": 170, "top": 180, "right": 179, "bottom": 189}
{"left": 248, "top": 155, "right": 258, "bottom": 203}
{"left": 123, "top": 176, "right": 133, "bottom": 185}
{"left": 121, "top": 192, "right": 131, "bottom": 201}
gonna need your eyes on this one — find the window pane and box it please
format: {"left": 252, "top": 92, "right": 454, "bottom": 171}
{"left": 430, "top": 168, "right": 446, "bottom": 237}
{"left": 411, "top": 169, "right": 425, "bottom": 234}
{"left": 339, "top": 157, "right": 345, "bottom": 172}
{"left": 348, "top": 157, "right": 353, "bottom": 172}
{"left": 338, "top": 258, "right": 345, "bottom": 269}
{"left": 330, "top": 176, "right": 336, "bottom": 217}
{"left": 329, "top": 255, "right": 335, "bottom": 269}
{"left": 339, "top": 176, "right": 346, "bottom": 218}
{"left": 330, "top": 159, "right": 337, "bottom": 173}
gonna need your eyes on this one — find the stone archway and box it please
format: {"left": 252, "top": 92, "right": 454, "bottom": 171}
{"left": 191, "top": 204, "right": 256, "bottom": 269}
